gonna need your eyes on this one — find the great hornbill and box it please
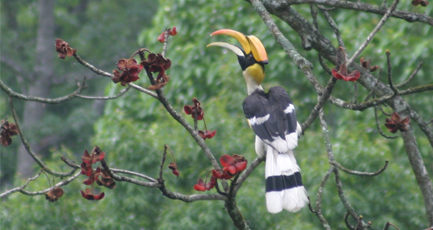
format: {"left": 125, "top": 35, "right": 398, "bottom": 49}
{"left": 207, "top": 29, "right": 308, "bottom": 214}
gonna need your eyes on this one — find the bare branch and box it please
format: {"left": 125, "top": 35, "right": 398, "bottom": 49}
{"left": 73, "top": 53, "right": 112, "bottom": 78}
{"left": 398, "top": 84, "right": 433, "bottom": 96}
{"left": 158, "top": 181, "right": 226, "bottom": 202}
{"left": 0, "top": 171, "right": 81, "bottom": 198}
{"left": 301, "top": 77, "right": 337, "bottom": 133}
{"left": 314, "top": 167, "right": 334, "bottom": 230}
{"left": 1, "top": 77, "right": 86, "bottom": 103}
{"left": 77, "top": 86, "right": 131, "bottom": 100}
{"left": 129, "top": 83, "right": 158, "bottom": 99}
{"left": 99, "top": 156, "right": 159, "bottom": 187}
{"left": 0, "top": 170, "right": 43, "bottom": 198}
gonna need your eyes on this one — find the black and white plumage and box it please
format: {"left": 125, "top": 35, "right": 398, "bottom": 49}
{"left": 208, "top": 29, "right": 308, "bottom": 213}
{"left": 243, "top": 86, "right": 307, "bottom": 213}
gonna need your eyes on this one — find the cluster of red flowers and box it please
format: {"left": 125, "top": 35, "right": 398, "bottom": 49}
{"left": 385, "top": 112, "right": 410, "bottom": 133}
{"left": 412, "top": 0, "right": 429, "bottom": 6}
{"left": 141, "top": 53, "right": 172, "bottom": 90}
{"left": 112, "top": 58, "right": 144, "bottom": 86}
{"left": 0, "top": 120, "right": 18, "bottom": 147}
{"left": 80, "top": 146, "right": 115, "bottom": 200}
{"left": 184, "top": 98, "right": 216, "bottom": 140}
{"left": 194, "top": 154, "right": 247, "bottom": 192}
{"left": 55, "top": 39, "right": 76, "bottom": 59}
{"left": 332, "top": 47, "right": 361, "bottom": 82}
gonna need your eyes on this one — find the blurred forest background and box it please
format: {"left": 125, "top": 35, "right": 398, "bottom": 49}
{"left": 1, "top": 0, "right": 432, "bottom": 229}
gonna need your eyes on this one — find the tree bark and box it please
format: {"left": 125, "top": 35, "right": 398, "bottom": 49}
{"left": 17, "top": 0, "right": 55, "bottom": 178}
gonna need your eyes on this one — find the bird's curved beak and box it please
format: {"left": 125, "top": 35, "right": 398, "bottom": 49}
{"left": 207, "top": 29, "right": 268, "bottom": 64}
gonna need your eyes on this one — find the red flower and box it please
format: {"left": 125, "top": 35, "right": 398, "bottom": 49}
{"left": 184, "top": 98, "right": 204, "bottom": 120}
{"left": 0, "top": 120, "right": 19, "bottom": 147}
{"left": 157, "top": 27, "right": 178, "bottom": 43}
{"left": 55, "top": 38, "right": 76, "bottom": 59}
{"left": 193, "top": 176, "right": 216, "bottom": 192}
{"left": 193, "top": 178, "right": 207, "bottom": 191}
{"left": 206, "top": 176, "right": 216, "bottom": 190}
{"left": 220, "top": 154, "right": 247, "bottom": 175}
{"left": 112, "top": 58, "right": 143, "bottom": 86}
{"left": 169, "top": 27, "right": 177, "bottom": 36}
{"left": 212, "top": 169, "right": 234, "bottom": 180}
{"left": 80, "top": 188, "right": 105, "bottom": 200}
{"left": 83, "top": 167, "right": 101, "bottom": 185}
{"left": 198, "top": 130, "right": 216, "bottom": 140}
{"left": 81, "top": 146, "right": 105, "bottom": 165}
{"left": 157, "top": 32, "right": 166, "bottom": 43}
{"left": 168, "top": 162, "right": 180, "bottom": 177}
{"left": 385, "top": 112, "right": 410, "bottom": 133}
{"left": 80, "top": 162, "right": 92, "bottom": 176}
{"left": 332, "top": 47, "right": 360, "bottom": 82}
{"left": 45, "top": 187, "right": 64, "bottom": 202}
{"left": 96, "top": 169, "right": 116, "bottom": 189}
{"left": 141, "top": 53, "right": 171, "bottom": 90}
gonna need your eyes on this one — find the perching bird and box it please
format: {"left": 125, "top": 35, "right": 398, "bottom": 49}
{"left": 207, "top": 29, "right": 308, "bottom": 214}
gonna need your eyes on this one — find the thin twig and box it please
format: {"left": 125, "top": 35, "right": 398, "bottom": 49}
{"left": 77, "top": 86, "right": 131, "bottom": 100}
{"left": 73, "top": 53, "right": 112, "bottom": 78}
{"left": 162, "top": 29, "right": 170, "bottom": 58}
{"left": 330, "top": 160, "right": 389, "bottom": 177}
{"left": 384, "top": 221, "right": 401, "bottom": 230}
{"left": 374, "top": 104, "right": 398, "bottom": 139}
{"left": 317, "top": 4, "right": 336, "bottom": 11}
{"left": 364, "top": 69, "right": 383, "bottom": 102}
{"left": 0, "top": 170, "right": 43, "bottom": 198}
{"left": 9, "top": 97, "right": 76, "bottom": 177}
{"left": 344, "top": 211, "right": 356, "bottom": 230}
{"left": 1, "top": 171, "right": 81, "bottom": 198}
{"left": 321, "top": 8, "right": 345, "bottom": 49}
{"left": 314, "top": 167, "right": 334, "bottom": 230}
{"left": 395, "top": 61, "right": 423, "bottom": 88}
{"left": 0, "top": 77, "right": 86, "bottom": 103}
{"left": 310, "top": 4, "right": 319, "bottom": 30}
{"left": 346, "top": 0, "right": 399, "bottom": 66}
{"left": 233, "top": 156, "right": 264, "bottom": 195}
{"left": 301, "top": 77, "right": 337, "bottom": 133}
{"left": 128, "top": 83, "right": 158, "bottom": 99}
{"left": 386, "top": 51, "right": 399, "bottom": 94}
{"left": 159, "top": 145, "right": 168, "bottom": 183}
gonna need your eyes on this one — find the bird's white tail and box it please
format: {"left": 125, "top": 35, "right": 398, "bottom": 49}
{"left": 265, "top": 146, "right": 308, "bottom": 213}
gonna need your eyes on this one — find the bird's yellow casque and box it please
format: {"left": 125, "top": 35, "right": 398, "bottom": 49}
{"left": 207, "top": 29, "right": 309, "bottom": 214}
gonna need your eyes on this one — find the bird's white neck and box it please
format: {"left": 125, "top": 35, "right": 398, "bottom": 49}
{"left": 244, "top": 75, "right": 263, "bottom": 95}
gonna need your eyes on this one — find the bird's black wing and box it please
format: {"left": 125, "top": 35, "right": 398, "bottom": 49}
{"left": 243, "top": 87, "right": 298, "bottom": 153}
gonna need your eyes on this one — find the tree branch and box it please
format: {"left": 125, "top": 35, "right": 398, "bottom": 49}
{"left": 1, "top": 77, "right": 87, "bottom": 103}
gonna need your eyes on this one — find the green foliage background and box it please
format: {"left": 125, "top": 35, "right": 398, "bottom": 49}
{"left": 1, "top": 0, "right": 432, "bottom": 229}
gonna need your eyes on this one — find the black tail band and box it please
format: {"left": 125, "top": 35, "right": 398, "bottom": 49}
{"left": 265, "top": 172, "right": 303, "bottom": 192}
